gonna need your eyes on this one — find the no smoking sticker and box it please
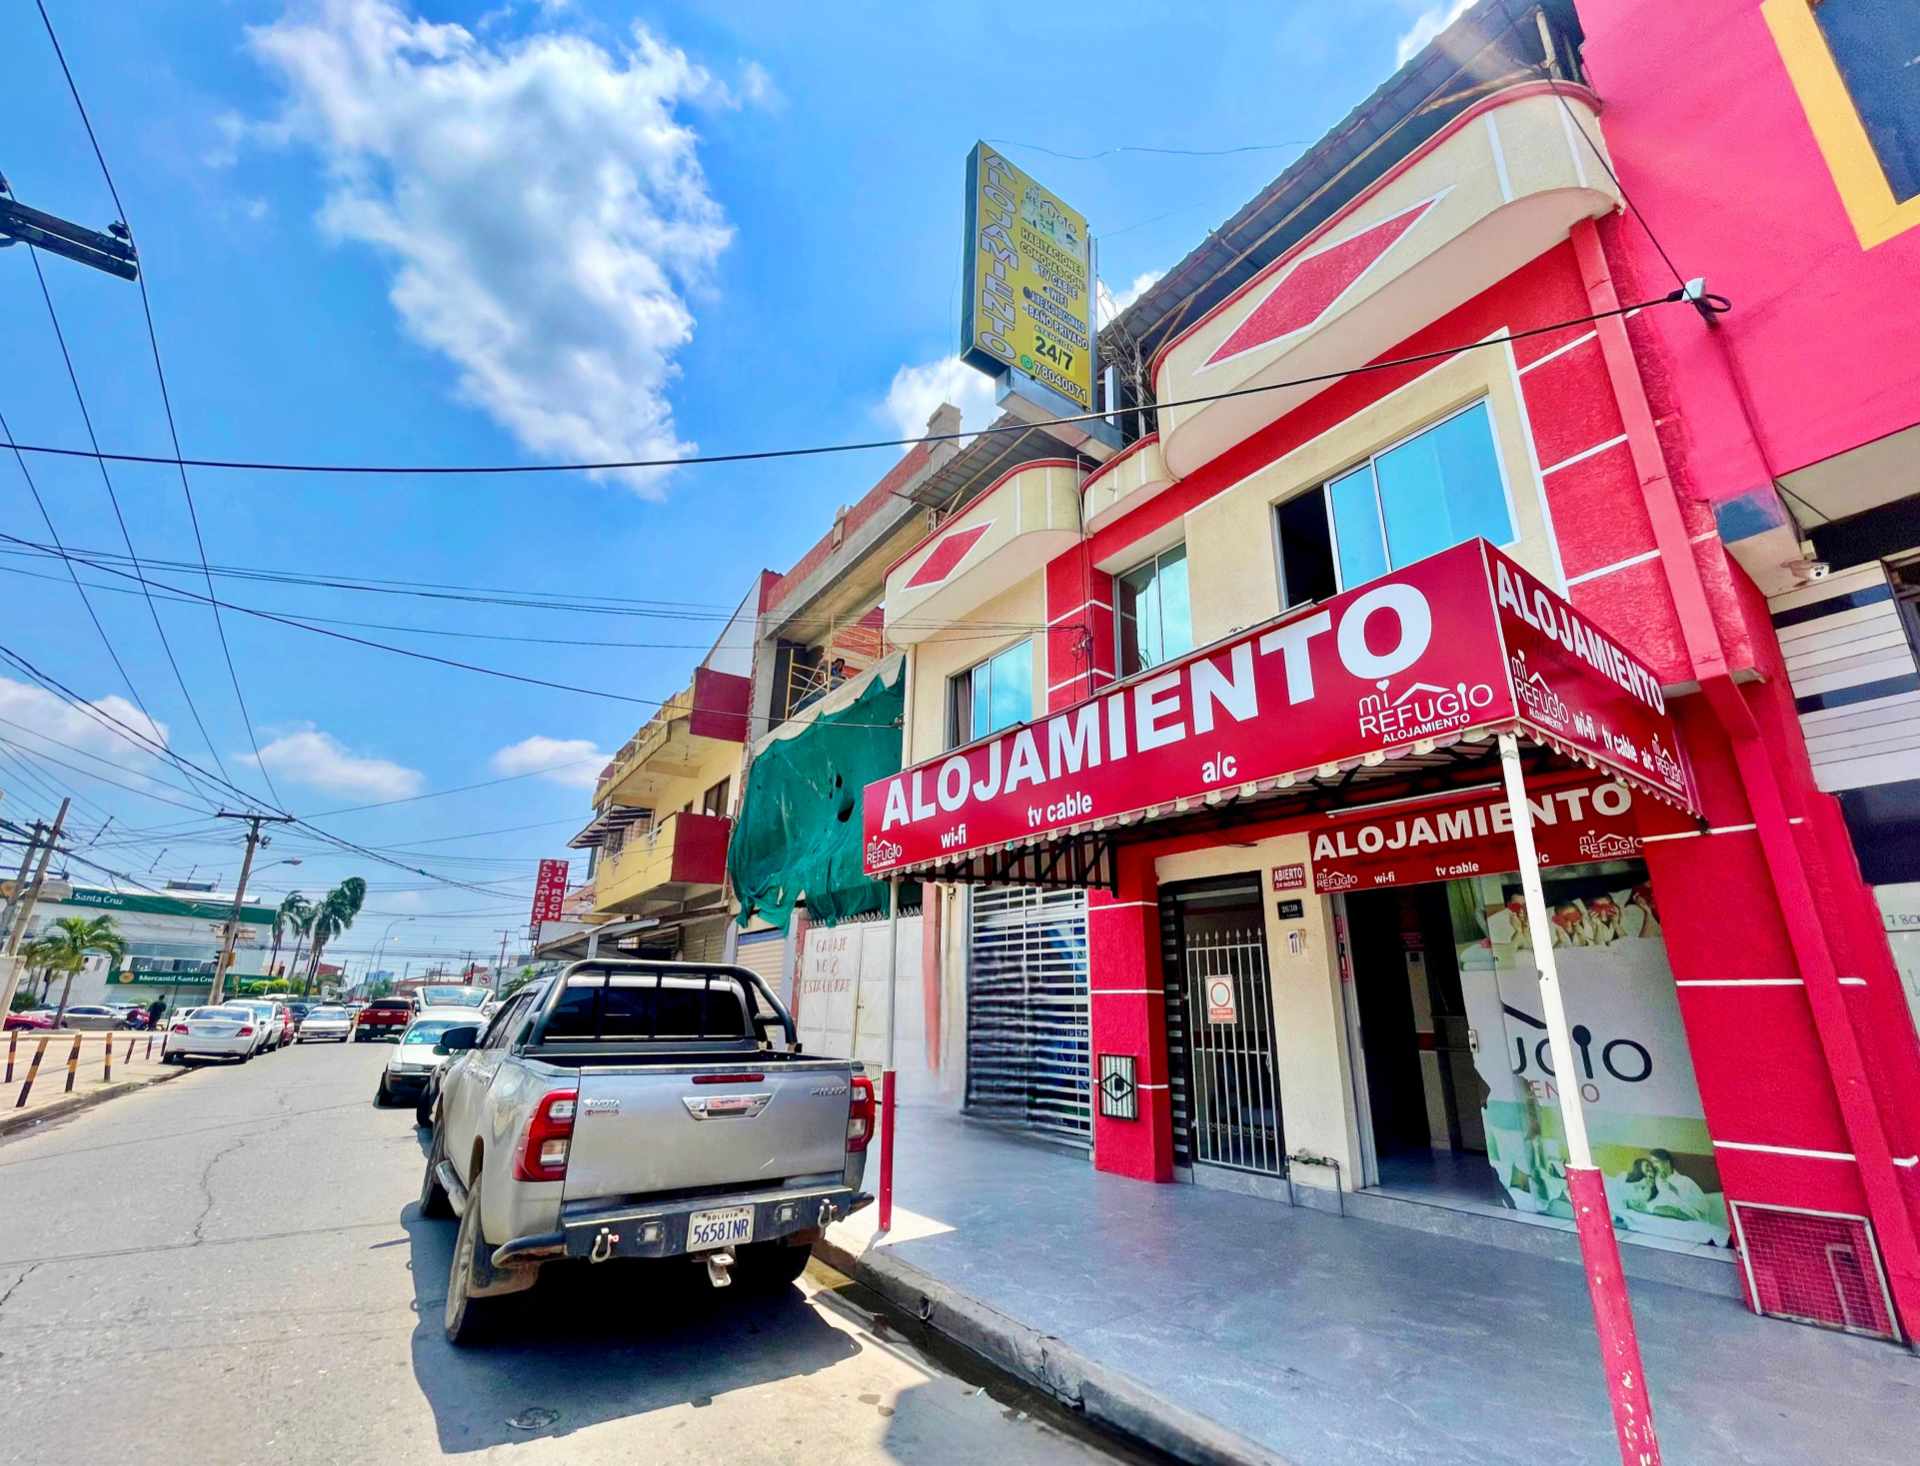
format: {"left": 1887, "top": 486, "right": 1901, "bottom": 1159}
{"left": 1205, "top": 976, "right": 1237, "bottom": 1024}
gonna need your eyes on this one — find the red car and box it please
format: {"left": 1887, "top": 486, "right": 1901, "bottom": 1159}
{"left": 352, "top": 996, "right": 416, "bottom": 1042}
{"left": 4, "top": 1010, "right": 55, "bottom": 1031}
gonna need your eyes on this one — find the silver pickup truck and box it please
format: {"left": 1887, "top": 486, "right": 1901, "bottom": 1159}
{"left": 418, "top": 959, "right": 873, "bottom": 1344}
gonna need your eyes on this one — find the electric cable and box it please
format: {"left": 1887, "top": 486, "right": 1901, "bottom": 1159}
{"left": 33, "top": 0, "right": 281, "bottom": 808}
{"left": 0, "top": 296, "right": 1692, "bottom": 478}
{"left": 23, "top": 243, "right": 232, "bottom": 809}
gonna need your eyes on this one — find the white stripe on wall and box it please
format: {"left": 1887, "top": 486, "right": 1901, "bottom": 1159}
{"left": 1713, "top": 1140, "right": 1857, "bottom": 1162}
{"left": 1567, "top": 547, "right": 1661, "bottom": 586}
{"left": 1539, "top": 433, "right": 1629, "bottom": 477}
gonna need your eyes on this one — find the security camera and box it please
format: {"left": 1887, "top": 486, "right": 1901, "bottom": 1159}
{"left": 1789, "top": 558, "right": 1831, "bottom": 583}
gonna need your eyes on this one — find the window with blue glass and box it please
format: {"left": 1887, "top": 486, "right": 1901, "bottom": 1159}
{"left": 1116, "top": 544, "right": 1193, "bottom": 677}
{"left": 1813, "top": 0, "right": 1920, "bottom": 203}
{"left": 1276, "top": 399, "right": 1511, "bottom": 604}
{"left": 948, "top": 638, "right": 1033, "bottom": 746}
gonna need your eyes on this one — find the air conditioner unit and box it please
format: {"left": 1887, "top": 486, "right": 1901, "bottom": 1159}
{"left": 1731, "top": 1201, "right": 1900, "bottom": 1342}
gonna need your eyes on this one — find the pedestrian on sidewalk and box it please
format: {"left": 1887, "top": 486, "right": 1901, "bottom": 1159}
{"left": 147, "top": 996, "right": 166, "bottom": 1030}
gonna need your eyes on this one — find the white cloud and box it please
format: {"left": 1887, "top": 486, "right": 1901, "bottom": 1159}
{"left": 0, "top": 676, "right": 170, "bottom": 775}
{"left": 242, "top": 0, "right": 737, "bottom": 496}
{"left": 880, "top": 357, "right": 999, "bottom": 452}
{"left": 246, "top": 725, "right": 425, "bottom": 799}
{"left": 489, "top": 735, "right": 607, "bottom": 788}
{"left": 1395, "top": 0, "right": 1475, "bottom": 66}
{"left": 1097, "top": 270, "right": 1164, "bottom": 326}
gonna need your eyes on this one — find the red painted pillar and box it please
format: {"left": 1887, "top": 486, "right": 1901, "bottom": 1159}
{"left": 1088, "top": 848, "right": 1174, "bottom": 1180}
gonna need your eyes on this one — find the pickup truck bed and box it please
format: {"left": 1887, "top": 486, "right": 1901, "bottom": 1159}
{"left": 422, "top": 959, "right": 873, "bottom": 1344}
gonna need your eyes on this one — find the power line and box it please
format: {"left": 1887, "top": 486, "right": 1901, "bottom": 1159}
{"left": 0, "top": 733, "right": 211, "bottom": 815}
{"left": 985, "top": 137, "right": 1315, "bottom": 162}
{"left": 0, "top": 295, "right": 1693, "bottom": 478}
{"left": 1543, "top": 73, "right": 1689, "bottom": 294}
{"left": 32, "top": 0, "right": 280, "bottom": 809}
{"left": 23, "top": 243, "right": 230, "bottom": 810}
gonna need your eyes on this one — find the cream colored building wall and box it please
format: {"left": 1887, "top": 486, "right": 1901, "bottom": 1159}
{"left": 651, "top": 733, "right": 748, "bottom": 820}
{"left": 1166, "top": 344, "right": 1562, "bottom": 648}
{"left": 1154, "top": 832, "right": 1361, "bottom": 1190}
{"left": 904, "top": 575, "right": 1047, "bottom": 765}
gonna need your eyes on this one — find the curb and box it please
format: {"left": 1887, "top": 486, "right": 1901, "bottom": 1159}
{"left": 0, "top": 1064, "right": 192, "bottom": 1140}
{"left": 816, "top": 1233, "right": 1297, "bottom": 1466}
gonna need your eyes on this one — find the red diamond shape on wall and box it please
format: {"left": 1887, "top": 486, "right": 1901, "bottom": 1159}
{"left": 1204, "top": 198, "right": 1437, "bottom": 367}
{"left": 904, "top": 522, "right": 993, "bottom": 588}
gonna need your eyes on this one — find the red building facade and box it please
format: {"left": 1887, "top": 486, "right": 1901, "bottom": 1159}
{"left": 874, "top": 0, "right": 1920, "bottom": 1344}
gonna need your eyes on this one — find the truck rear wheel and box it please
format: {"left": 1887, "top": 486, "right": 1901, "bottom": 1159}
{"left": 444, "top": 1192, "right": 498, "bottom": 1346}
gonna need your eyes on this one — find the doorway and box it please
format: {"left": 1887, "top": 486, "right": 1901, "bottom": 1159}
{"left": 1159, "top": 877, "right": 1285, "bottom": 1180}
{"left": 1346, "top": 884, "right": 1503, "bottom": 1206}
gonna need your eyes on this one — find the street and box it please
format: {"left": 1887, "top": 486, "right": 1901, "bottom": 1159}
{"left": 0, "top": 1045, "right": 1134, "bottom": 1466}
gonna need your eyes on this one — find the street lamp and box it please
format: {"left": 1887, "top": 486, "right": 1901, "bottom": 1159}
{"left": 369, "top": 916, "right": 415, "bottom": 993}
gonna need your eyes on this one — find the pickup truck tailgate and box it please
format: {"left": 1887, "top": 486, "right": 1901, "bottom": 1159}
{"left": 562, "top": 1062, "right": 853, "bottom": 1201}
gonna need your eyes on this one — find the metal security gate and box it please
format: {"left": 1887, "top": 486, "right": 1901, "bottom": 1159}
{"left": 1161, "top": 879, "right": 1285, "bottom": 1176}
{"left": 965, "top": 886, "right": 1091, "bottom": 1148}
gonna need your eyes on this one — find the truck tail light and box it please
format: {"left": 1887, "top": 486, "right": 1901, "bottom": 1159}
{"left": 513, "top": 1088, "right": 578, "bottom": 1182}
{"left": 847, "top": 1075, "right": 875, "bottom": 1153}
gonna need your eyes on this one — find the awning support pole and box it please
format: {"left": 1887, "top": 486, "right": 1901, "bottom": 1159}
{"left": 878, "top": 875, "right": 901, "bottom": 1235}
{"left": 1499, "top": 732, "right": 1661, "bottom": 1466}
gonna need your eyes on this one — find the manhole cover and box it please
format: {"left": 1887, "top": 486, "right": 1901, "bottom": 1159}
{"left": 507, "top": 1407, "right": 560, "bottom": 1431}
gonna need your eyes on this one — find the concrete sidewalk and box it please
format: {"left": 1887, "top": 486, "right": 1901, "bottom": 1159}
{"left": 824, "top": 1106, "right": 1918, "bottom": 1466}
{"left": 2, "top": 1028, "right": 184, "bottom": 1136}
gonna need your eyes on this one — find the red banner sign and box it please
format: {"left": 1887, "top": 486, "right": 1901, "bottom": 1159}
{"left": 864, "top": 539, "right": 1692, "bottom": 875}
{"left": 1308, "top": 777, "right": 1691, "bottom": 894}
{"left": 530, "top": 858, "right": 569, "bottom": 924}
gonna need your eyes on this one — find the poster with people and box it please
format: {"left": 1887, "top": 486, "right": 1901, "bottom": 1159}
{"left": 1450, "top": 862, "right": 1729, "bottom": 1247}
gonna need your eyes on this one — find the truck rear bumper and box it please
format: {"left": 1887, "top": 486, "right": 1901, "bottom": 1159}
{"left": 492, "top": 1185, "right": 872, "bottom": 1270}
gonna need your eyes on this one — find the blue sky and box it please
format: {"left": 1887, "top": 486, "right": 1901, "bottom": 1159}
{"left": 0, "top": 0, "right": 1455, "bottom": 971}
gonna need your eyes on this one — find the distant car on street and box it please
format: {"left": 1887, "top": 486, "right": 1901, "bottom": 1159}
{"left": 231, "top": 1001, "right": 282, "bottom": 1054}
{"left": 353, "top": 996, "right": 415, "bottom": 1042}
{"left": 287, "top": 1001, "right": 313, "bottom": 1025}
{"left": 295, "top": 1006, "right": 353, "bottom": 1043}
{"left": 413, "top": 984, "right": 492, "bottom": 1013}
{"left": 59, "top": 1005, "right": 122, "bottom": 1032}
{"left": 374, "top": 1010, "right": 474, "bottom": 1108}
{"left": 161, "top": 1006, "right": 259, "bottom": 1064}
{"left": 4, "top": 1010, "right": 55, "bottom": 1032}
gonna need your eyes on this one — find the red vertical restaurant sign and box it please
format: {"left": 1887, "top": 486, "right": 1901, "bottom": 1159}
{"left": 863, "top": 540, "right": 1695, "bottom": 876}
{"left": 530, "top": 858, "right": 569, "bottom": 924}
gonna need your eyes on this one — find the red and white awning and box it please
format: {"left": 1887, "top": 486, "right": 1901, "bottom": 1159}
{"left": 862, "top": 539, "right": 1698, "bottom": 884}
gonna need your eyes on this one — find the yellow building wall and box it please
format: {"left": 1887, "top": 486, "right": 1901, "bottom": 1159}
{"left": 1154, "top": 833, "right": 1361, "bottom": 1190}
{"left": 1174, "top": 346, "right": 1560, "bottom": 649}
{"left": 904, "top": 575, "right": 1047, "bottom": 766}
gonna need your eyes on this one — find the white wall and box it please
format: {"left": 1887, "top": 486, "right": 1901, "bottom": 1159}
{"left": 795, "top": 912, "right": 964, "bottom": 1110}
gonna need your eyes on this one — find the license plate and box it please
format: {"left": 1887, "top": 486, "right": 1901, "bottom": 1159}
{"left": 686, "top": 1206, "right": 754, "bottom": 1251}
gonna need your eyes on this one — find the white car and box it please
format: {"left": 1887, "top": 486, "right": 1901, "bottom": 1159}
{"left": 162, "top": 1006, "right": 259, "bottom": 1064}
{"left": 233, "top": 1000, "right": 282, "bottom": 1054}
{"left": 374, "top": 1009, "right": 478, "bottom": 1109}
{"left": 296, "top": 1006, "right": 354, "bottom": 1043}
{"left": 59, "top": 1005, "right": 122, "bottom": 1032}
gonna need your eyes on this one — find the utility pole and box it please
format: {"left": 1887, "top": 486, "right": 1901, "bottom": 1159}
{"left": 0, "top": 819, "right": 45, "bottom": 951}
{"left": 494, "top": 928, "right": 514, "bottom": 993}
{"left": 0, "top": 799, "right": 69, "bottom": 1017}
{"left": 208, "top": 812, "right": 294, "bottom": 1006}
{"left": 0, "top": 173, "right": 139, "bottom": 280}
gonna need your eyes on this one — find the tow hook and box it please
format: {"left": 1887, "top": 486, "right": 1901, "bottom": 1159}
{"left": 705, "top": 1249, "right": 735, "bottom": 1288}
{"left": 589, "top": 1227, "right": 619, "bottom": 1264}
{"left": 817, "top": 1198, "right": 839, "bottom": 1227}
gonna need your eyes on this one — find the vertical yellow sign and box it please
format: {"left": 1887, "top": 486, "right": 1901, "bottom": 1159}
{"left": 962, "top": 143, "right": 1094, "bottom": 409}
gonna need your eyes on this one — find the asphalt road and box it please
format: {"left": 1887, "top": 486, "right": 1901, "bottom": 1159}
{"left": 0, "top": 1040, "right": 1131, "bottom": 1466}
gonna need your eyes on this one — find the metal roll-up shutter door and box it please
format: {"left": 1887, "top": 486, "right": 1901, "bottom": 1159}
{"left": 965, "top": 886, "right": 1090, "bottom": 1148}
{"left": 680, "top": 918, "right": 728, "bottom": 965}
{"left": 734, "top": 927, "right": 789, "bottom": 1006}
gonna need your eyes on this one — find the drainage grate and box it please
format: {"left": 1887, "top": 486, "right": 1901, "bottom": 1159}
{"left": 1731, "top": 1202, "right": 1900, "bottom": 1342}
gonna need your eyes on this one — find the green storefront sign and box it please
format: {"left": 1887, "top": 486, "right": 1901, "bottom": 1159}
{"left": 64, "top": 886, "right": 274, "bottom": 925}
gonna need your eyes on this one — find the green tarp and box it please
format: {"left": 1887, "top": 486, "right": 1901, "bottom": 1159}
{"left": 728, "top": 664, "right": 911, "bottom": 929}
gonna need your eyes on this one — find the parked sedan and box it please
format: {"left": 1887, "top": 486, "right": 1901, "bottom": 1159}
{"left": 373, "top": 1011, "right": 474, "bottom": 1108}
{"left": 231, "top": 1001, "right": 282, "bottom": 1053}
{"left": 161, "top": 1006, "right": 259, "bottom": 1064}
{"left": 59, "top": 1005, "right": 122, "bottom": 1032}
{"left": 295, "top": 1006, "right": 353, "bottom": 1042}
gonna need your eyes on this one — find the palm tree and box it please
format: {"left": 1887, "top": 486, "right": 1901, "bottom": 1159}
{"left": 270, "top": 893, "right": 311, "bottom": 980}
{"left": 303, "top": 877, "right": 367, "bottom": 995}
{"left": 26, "top": 916, "right": 130, "bottom": 1026}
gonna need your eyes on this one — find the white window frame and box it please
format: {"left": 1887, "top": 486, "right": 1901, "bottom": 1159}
{"left": 1113, "top": 542, "right": 1192, "bottom": 678}
{"left": 948, "top": 637, "right": 1034, "bottom": 748}
{"left": 1276, "top": 396, "right": 1520, "bottom": 602}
